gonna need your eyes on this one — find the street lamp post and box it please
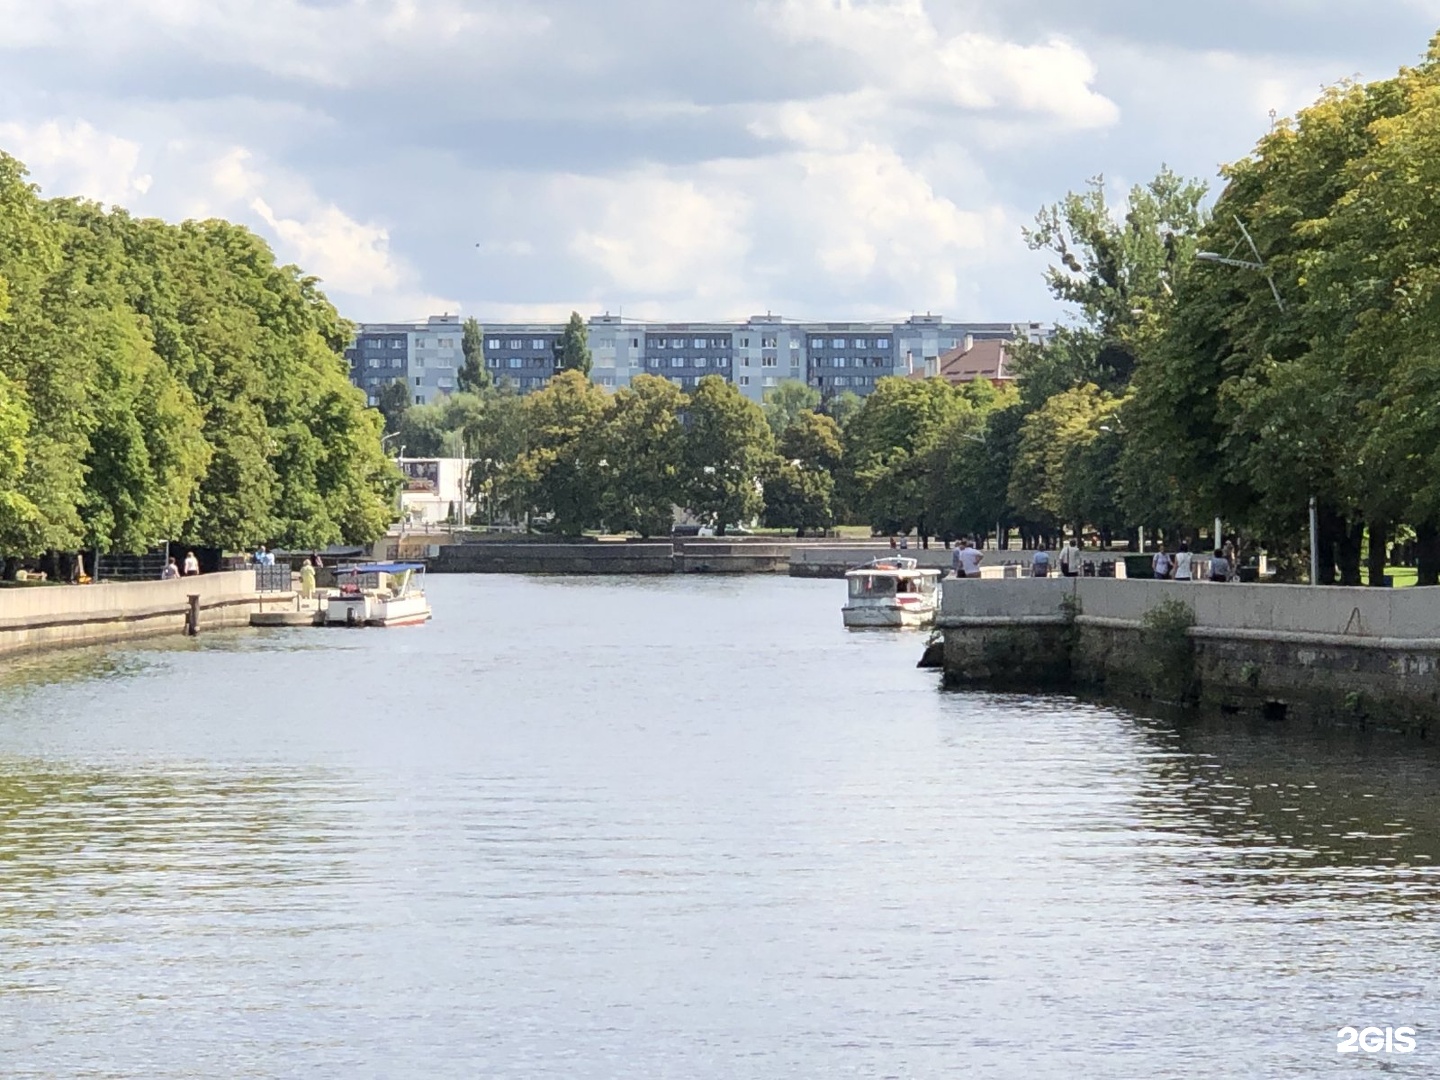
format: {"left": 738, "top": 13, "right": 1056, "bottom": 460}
{"left": 1196, "top": 218, "right": 1320, "bottom": 584}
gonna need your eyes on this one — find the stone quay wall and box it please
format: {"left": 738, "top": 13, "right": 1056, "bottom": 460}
{"left": 938, "top": 577, "right": 1440, "bottom": 733}
{"left": 0, "top": 571, "right": 268, "bottom": 658}
{"left": 432, "top": 538, "right": 798, "bottom": 575}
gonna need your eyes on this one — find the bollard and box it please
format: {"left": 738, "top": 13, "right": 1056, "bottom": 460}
{"left": 186, "top": 594, "right": 200, "bottom": 636}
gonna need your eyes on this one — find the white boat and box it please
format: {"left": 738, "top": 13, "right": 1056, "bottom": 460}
{"left": 325, "top": 563, "right": 432, "bottom": 628}
{"left": 842, "top": 557, "right": 942, "bottom": 629}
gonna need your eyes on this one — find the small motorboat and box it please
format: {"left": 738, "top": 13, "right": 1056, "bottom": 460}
{"left": 325, "top": 563, "right": 432, "bottom": 628}
{"left": 842, "top": 557, "right": 942, "bottom": 629}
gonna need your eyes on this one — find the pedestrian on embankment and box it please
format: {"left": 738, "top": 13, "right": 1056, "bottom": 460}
{"left": 1031, "top": 548, "right": 1051, "bottom": 578}
{"left": 183, "top": 550, "right": 200, "bottom": 576}
{"left": 161, "top": 558, "right": 180, "bottom": 580}
{"left": 300, "top": 558, "right": 316, "bottom": 600}
{"left": 1174, "top": 542, "right": 1194, "bottom": 582}
{"left": 1209, "top": 548, "right": 1231, "bottom": 583}
{"left": 1152, "top": 548, "right": 1173, "bottom": 580}
{"left": 1059, "top": 538, "right": 1080, "bottom": 578}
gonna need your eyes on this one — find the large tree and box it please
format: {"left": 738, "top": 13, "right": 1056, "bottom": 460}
{"left": 458, "top": 316, "right": 490, "bottom": 393}
{"left": 516, "top": 370, "right": 608, "bottom": 534}
{"left": 681, "top": 375, "right": 773, "bottom": 534}
{"left": 552, "top": 311, "right": 592, "bottom": 377}
{"left": 597, "top": 375, "right": 687, "bottom": 537}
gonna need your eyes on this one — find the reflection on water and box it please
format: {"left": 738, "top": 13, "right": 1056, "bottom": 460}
{"left": 0, "top": 575, "right": 1438, "bottom": 1078}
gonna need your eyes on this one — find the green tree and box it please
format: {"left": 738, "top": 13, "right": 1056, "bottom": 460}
{"left": 681, "top": 375, "right": 774, "bottom": 534}
{"left": 463, "top": 385, "right": 529, "bottom": 524}
{"left": 516, "top": 370, "right": 608, "bottom": 534}
{"left": 376, "top": 378, "right": 411, "bottom": 436}
{"left": 597, "top": 374, "right": 687, "bottom": 537}
{"left": 841, "top": 377, "right": 970, "bottom": 540}
{"left": 459, "top": 316, "right": 490, "bottom": 393}
{"left": 1009, "top": 384, "right": 1123, "bottom": 537}
{"left": 823, "top": 389, "right": 864, "bottom": 430}
{"left": 762, "top": 411, "right": 843, "bottom": 535}
{"left": 762, "top": 379, "right": 820, "bottom": 437}
{"left": 552, "top": 311, "right": 592, "bottom": 376}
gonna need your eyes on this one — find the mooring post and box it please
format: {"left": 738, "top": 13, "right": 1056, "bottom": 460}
{"left": 186, "top": 594, "right": 200, "bottom": 636}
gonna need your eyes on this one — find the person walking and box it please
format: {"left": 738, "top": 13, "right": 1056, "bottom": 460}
{"left": 182, "top": 550, "right": 200, "bottom": 576}
{"left": 1031, "top": 548, "right": 1051, "bottom": 578}
{"left": 299, "top": 557, "right": 316, "bottom": 600}
{"left": 1173, "top": 541, "right": 1194, "bottom": 582}
{"left": 898, "top": 534, "right": 909, "bottom": 550}
{"left": 1059, "top": 538, "right": 1081, "bottom": 578}
{"left": 161, "top": 558, "right": 180, "bottom": 580}
{"left": 951, "top": 542, "right": 965, "bottom": 579}
{"left": 1152, "top": 547, "right": 1173, "bottom": 580}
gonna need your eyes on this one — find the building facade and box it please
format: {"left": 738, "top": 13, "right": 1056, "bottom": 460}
{"left": 346, "top": 314, "right": 1051, "bottom": 406}
{"left": 346, "top": 314, "right": 463, "bottom": 406}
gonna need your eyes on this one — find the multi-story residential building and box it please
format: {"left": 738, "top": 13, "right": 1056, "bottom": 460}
{"left": 345, "top": 314, "right": 1050, "bottom": 405}
{"left": 480, "top": 325, "right": 561, "bottom": 392}
{"left": 346, "top": 314, "right": 463, "bottom": 406}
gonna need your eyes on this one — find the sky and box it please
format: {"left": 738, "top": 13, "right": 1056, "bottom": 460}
{"left": 3, "top": 0, "right": 1440, "bottom": 327}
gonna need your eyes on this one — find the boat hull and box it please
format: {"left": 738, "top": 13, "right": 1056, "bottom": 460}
{"left": 368, "top": 595, "right": 432, "bottom": 627}
{"left": 842, "top": 603, "right": 935, "bottom": 629}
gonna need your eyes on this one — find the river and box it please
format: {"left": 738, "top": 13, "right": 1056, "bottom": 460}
{"left": 0, "top": 574, "right": 1437, "bottom": 1078}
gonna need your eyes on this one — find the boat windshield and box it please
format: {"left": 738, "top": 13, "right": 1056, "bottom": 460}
{"left": 849, "top": 574, "right": 897, "bottom": 598}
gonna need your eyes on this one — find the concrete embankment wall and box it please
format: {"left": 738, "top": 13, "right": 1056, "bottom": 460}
{"left": 939, "top": 578, "right": 1440, "bottom": 732}
{"left": 0, "top": 572, "right": 265, "bottom": 658}
{"left": 432, "top": 539, "right": 797, "bottom": 575}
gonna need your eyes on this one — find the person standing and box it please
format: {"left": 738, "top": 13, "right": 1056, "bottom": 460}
{"left": 1152, "top": 547, "right": 1173, "bottom": 580}
{"left": 299, "top": 558, "right": 316, "bottom": 600}
{"left": 182, "top": 550, "right": 200, "bottom": 576}
{"left": 951, "top": 543, "right": 965, "bottom": 579}
{"left": 1209, "top": 548, "right": 1231, "bottom": 583}
{"left": 1031, "top": 548, "right": 1051, "bottom": 578}
{"left": 1059, "top": 538, "right": 1081, "bottom": 578}
{"left": 1174, "top": 541, "right": 1194, "bottom": 582}
{"left": 959, "top": 538, "right": 984, "bottom": 579}
{"left": 898, "top": 534, "right": 909, "bottom": 550}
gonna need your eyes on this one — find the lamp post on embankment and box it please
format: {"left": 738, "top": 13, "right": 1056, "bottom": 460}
{"left": 1196, "top": 218, "right": 1320, "bottom": 584}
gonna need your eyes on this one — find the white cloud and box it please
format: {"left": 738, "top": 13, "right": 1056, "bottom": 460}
{"left": 0, "top": 120, "right": 152, "bottom": 207}
{"left": 763, "top": 0, "right": 1119, "bottom": 129}
{"left": 0, "top": 0, "right": 546, "bottom": 87}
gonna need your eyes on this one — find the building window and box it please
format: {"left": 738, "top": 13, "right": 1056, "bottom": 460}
{"left": 762, "top": 336, "right": 777, "bottom": 348}
{"left": 834, "top": 376, "right": 849, "bottom": 387}
{"left": 762, "top": 376, "right": 777, "bottom": 387}
{"left": 670, "top": 357, "right": 684, "bottom": 368}
{"left": 631, "top": 337, "right": 640, "bottom": 348}
{"left": 390, "top": 357, "right": 403, "bottom": 368}
{"left": 487, "top": 357, "right": 500, "bottom": 368}
{"left": 531, "top": 339, "right": 546, "bottom": 349}
{"left": 392, "top": 340, "right": 404, "bottom": 350}
{"left": 367, "top": 358, "right": 380, "bottom": 369}
{"left": 761, "top": 356, "right": 777, "bottom": 367}
{"left": 739, "top": 337, "right": 750, "bottom": 348}
{"left": 415, "top": 356, "right": 425, "bottom": 368}
{"left": 648, "top": 357, "right": 660, "bottom": 368}
{"left": 741, "top": 356, "right": 750, "bottom": 367}
{"left": 509, "top": 339, "right": 523, "bottom": 349}
{"left": 692, "top": 338, "right": 704, "bottom": 349}
{"left": 832, "top": 338, "right": 846, "bottom": 348}
{"left": 854, "top": 338, "right": 867, "bottom": 349}
{"left": 695, "top": 357, "right": 708, "bottom": 367}
{"left": 833, "top": 357, "right": 846, "bottom": 368}
{"left": 716, "top": 357, "right": 729, "bottom": 367}
{"left": 487, "top": 339, "right": 501, "bottom": 349}
{"left": 877, "top": 338, "right": 890, "bottom": 349}
{"left": 508, "top": 357, "right": 523, "bottom": 369}
{"left": 739, "top": 375, "right": 750, "bottom": 386}
{"left": 414, "top": 395, "right": 425, "bottom": 405}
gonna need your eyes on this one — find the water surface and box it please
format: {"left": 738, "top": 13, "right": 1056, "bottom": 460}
{"left": 1, "top": 575, "right": 1436, "bottom": 1077}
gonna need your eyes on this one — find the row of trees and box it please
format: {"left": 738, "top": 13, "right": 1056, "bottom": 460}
{"left": 0, "top": 152, "right": 396, "bottom": 573}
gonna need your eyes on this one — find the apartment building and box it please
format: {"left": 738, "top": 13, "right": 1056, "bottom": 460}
{"left": 346, "top": 314, "right": 463, "bottom": 406}
{"left": 346, "top": 314, "right": 1050, "bottom": 405}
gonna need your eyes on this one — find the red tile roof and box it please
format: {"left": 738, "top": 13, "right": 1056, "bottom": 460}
{"left": 910, "top": 339, "right": 1014, "bottom": 384}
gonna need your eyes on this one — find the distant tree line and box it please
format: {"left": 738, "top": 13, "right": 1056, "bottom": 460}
{"left": 0, "top": 152, "right": 396, "bottom": 576}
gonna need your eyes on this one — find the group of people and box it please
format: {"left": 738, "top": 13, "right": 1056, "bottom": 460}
{"left": 160, "top": 551, "right": 202, "bottom": 579}
{"left": 1151, "top": 541, "right": 1236, "bottom": 583}
{"left": 944, "top": 537, "right": 1236, "bottom": 581}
